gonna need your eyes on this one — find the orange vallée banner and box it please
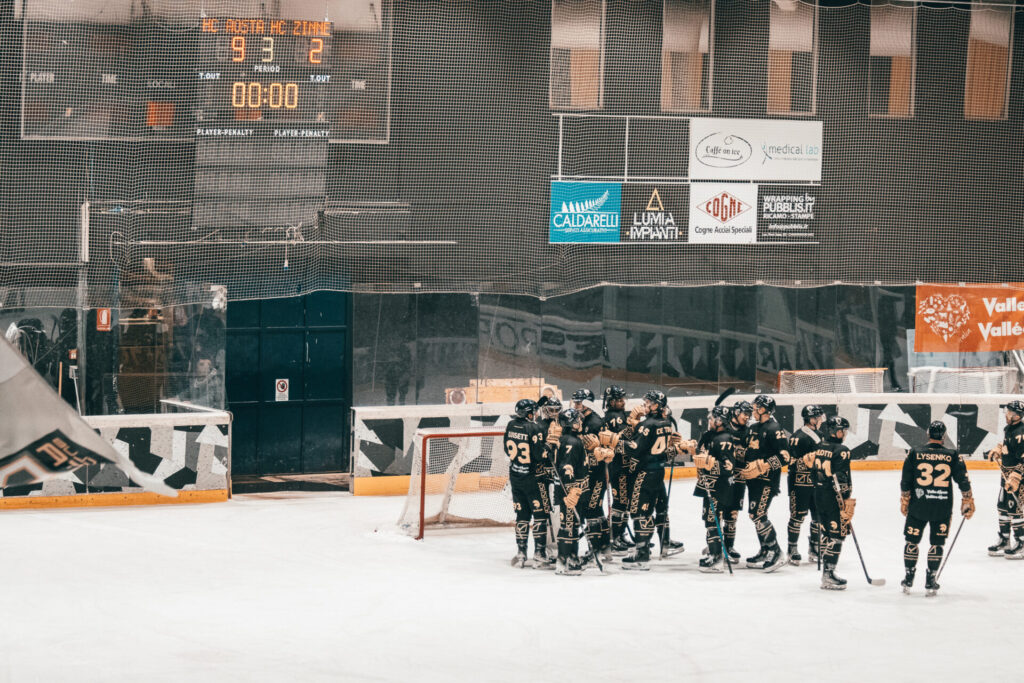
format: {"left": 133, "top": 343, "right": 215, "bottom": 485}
{"left": 915, "top": 283, "right": 1024, "bottom": 352}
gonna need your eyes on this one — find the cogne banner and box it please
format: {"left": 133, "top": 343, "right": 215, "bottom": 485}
{"left": 915, "top": 283, "right": 1024, "bottom": 352}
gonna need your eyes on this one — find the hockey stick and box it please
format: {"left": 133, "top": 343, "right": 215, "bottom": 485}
{"left": 832, "top": 474, "right": 885, "bottom": 586}
{"left": 707, "top": 494, "right": 734, "bottom": 575}
{"left": 936, "top": 514, "right": 968, "bottom": 581}
{"left": 551, "top": 468, "right": 603, "bottom": 573}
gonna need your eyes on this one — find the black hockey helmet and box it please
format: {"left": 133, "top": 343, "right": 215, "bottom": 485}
{"left": 514, "top": 398, "right": 537, "bottom": 419}
{"left": 643, "top": 390, "right": 668, "bottom": 416}
{"left": 709, "top": 405, "right": 730, "bottom": 426}
{"left": 753, "top": 394, "right": 776, "bottom": 413}
{"left": 603, "top": 385, "right": 626, "bottom": 410}
{"left": 1007, "top": 400, "right": 1024, "bottom": 418}
{"left": 559, "top": 408, "right": 582, "bottom": 433}
{"left": 801, "top": 404, "right": 825, "bottom": 421}
{"left": 824, "top": 415, "right": 850, "bottom": 439}
{"left": 927, "top": 420, "right": 947, "bottom": 440}
{"left": 572, "top": 388, "right": 596, "bottom": 403}
{"left": 731, "top": 400, "right": 753, "bottom": 421}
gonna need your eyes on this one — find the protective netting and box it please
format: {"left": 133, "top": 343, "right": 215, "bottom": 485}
{"left": 398, "top": 428, "right": 514, "bottom": 538}
{"left": 2, "top": 0, "right": 1023, "bottom": 308}
{"left": 908, "top": 366, "right": 1020, "bottom": 394}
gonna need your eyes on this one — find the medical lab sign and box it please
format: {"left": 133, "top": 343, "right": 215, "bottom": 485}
{"left": 550, "top": 181, "right": 622, "bottom": 243}
{"left": 689, "top": 118, "right": 822, "bottom": 182}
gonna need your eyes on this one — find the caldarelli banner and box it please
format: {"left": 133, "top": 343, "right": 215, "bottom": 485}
{"left": 915, "top": 283, "right": 1024, "bottom": 352}
{"left": 550, "top": 181, "right": 622, "bottom": 243}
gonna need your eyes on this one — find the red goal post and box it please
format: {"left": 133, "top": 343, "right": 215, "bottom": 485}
{"left": 398, "top": 427, "right": 515, "bottom": 540}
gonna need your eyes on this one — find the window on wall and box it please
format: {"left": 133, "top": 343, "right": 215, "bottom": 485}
{"left": 661, "top": 0, "right": 713, "bottom": 112}
{"left": 965, "top": 1, "right": 1013, "bottom": 120}
{"left": 767, "top": 0, "right": 817, "bottom": 115}
{"left": 869, "top": 0, "right": 916, "bottom": 117}
{"left": 550, "top": 0, "right": 606, "bottom": 109}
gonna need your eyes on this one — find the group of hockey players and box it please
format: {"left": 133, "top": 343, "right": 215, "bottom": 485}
{"left": 503, "top": 387, "right": 1024, "bottom": 594}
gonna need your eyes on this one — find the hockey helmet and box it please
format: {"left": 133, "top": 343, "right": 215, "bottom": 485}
{"left": 602, "top": 385, "right": 627, "bottom": 410}
{"left": 927, "top": 420, "right": 947, "bottom": 440}
{"left": 824, "top": 415, "right": 850, "bottom": 439}
{"left": 514, "top": 398, "right": 537, "bottom": 419}
{"left": 801, "top": 404, "right": 825, "bottom": 421}
{"left": 559, "top": 408, "right": 583, "bottom": 433}
{"left": 753, "top": 394, "right": 776, "bottom": 413}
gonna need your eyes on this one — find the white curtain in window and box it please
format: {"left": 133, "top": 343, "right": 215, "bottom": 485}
{"left": 552, "top": 0, "right": 603, "bottom": 51}
{"left": 970, "top": 4, "right": 1012, "bottom": 47}
{"left": 870, "top": 4, "right": 914, "bottom": 58}
{"left": 769, "top": 0, "right": 815, "bottom": 53}
{"left": 663, "top": 0, "right": 710, "bottom": 54}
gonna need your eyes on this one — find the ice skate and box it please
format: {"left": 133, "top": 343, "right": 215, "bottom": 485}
{"left": 787, "top": 543, "right": 802, "bottom": 566}
{"left": 924, "top": 570, "right": 940, "bottom": 597}
{"left": 1004, "top": 537, "right": 1024, "bottom": 560}
{"left": 759, "top": 545, "right": 785, "bottom": 573}
{"left": 901, "top": 568, "right": 915, "bottom": 595}
{"left": 510, "top": 550, "right": 527, "bottom": 568}
{"left": 988, "top": 536, "right": 1009, "bottom": 557}
{"left": 532, "top": 548, "right": 556, "bottom": 570}
{"left": 820, "top": 565, "right": 847, "bottom": 591}
{"left": 699, "top": 552, "right": 725, "bottom": 573}
{"left": 555, "top": 555, "right": 582, "bottom": 576}
{"left": 745, "top": 546, "right": 768, "bottom": 569}
{"left": 621, "top": 545, "right": 651, "bottom": 571}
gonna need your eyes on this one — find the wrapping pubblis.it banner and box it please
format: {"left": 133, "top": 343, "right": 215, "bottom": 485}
{"left": 915, "top": 283, "right": 1024, "bottom": 352}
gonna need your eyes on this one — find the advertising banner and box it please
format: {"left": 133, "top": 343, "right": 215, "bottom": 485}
{"left": 550, "top": 181, "right": 622, "bottom": 243}
{"left": 620, "top": 185, "right": 687, "bottom": 241}
{"left": 758, "top": 186, "right": 818, "bottom": 243}
{"left": 689, "top": 118, "right": 823, "bottom": 182}
{"left": 915, "top": 283, "right": 1024, "bottom": 352}
{"left": 689, "top": 183, "right": 758, "bottom": 243}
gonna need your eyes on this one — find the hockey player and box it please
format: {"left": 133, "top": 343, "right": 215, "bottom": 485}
{"left": 808, "top": 416, "right": 856, "bottom": 590}
{"left": 621, "top": 391, "right": 684, "bottom": 570}
{"left": 552, "top": 408, "right": 589, "bottom": 575}
{"left": 737, "top": 395, "right": 790, "bottom": 571}
{"left": 986, "top": 400, "right": 1024, "bottom": 558}
{"left": 504, "top": 399, "right": 553, "bottom": 568}
{"left": 599, "top": 386, "right": 633, "bottom": 552}
{"left": 694, "top": 405, "right": 738, "bottom": 572}
{"left": 571, "top": 388, "right": 613, "bottom": 565}
{"left": 652, "top": 406, "right": 690, "bottom": 558}
{"left": 899, "top": 421, "right": 974, "bottom": 595}
{"left": 786, "top": 405, "right": 825, "bottom": 564}
{"left": 722, "top": 400, "right": 753, "bottom": 562}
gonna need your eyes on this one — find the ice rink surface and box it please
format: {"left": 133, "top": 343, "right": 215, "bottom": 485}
{"left": 1, "top": 470, "right": 1018, "bottom": 682}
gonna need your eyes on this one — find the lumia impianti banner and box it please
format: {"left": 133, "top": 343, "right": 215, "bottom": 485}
{"left": 915, "top": 283, "right": 1024, "bottom": 352}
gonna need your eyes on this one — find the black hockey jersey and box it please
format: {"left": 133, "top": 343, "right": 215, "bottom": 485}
{"left": 693, "top": 429, "right": 738, "bottom": 500}
{"left": 555, "top": 433, "right": 588, "bottom": 490}
{"left": 901, "top": 443, "right": 970, "bottom": 521}
{"left": 627, "top": 414, "right": 675, "bottom": 472}
{"left": 602, "top": 409, "right": 628, "bottom": 434}
{"left": 581, "top": 410, "right": 604, "bottom": 436}
{"left": 787, "top": 425, "right": 822, "bottom": 489}
{"left": 503, "top": 417, "right": 546, "bottom": 479}
{"left": 746, "top": 417, "right": 790, "bottom": 489}
{"left": 810, "top": 440, "right": 852, "bottom": 509}
{"left": 1001, "top": 420, "right": 1024, "bottom": 473}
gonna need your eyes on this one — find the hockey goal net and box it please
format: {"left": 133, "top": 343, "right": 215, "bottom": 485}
{"left": 777, "top": 368, "right": 886, "bottom": 394}
{"left": 398, "top": 427, "right": 515, "bottom": 539}
{"left": 909, "top": 366, "right": 1020, "bottom": 394}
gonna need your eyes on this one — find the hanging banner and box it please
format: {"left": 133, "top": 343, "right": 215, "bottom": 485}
{"left": 689, "top": 118, "right": 823, "bottom": 182}
{"left": 758, "top": 186, "right": 818, "bottom": 243}
{"left": 915, "top": 283, "right": 1024, "bottom": 352}
{"left": 620, "top": 185, "right": 687, "bottom": 242}
{"left": 549, "top": 181, "right": 622, "bottom": 243}
{"left": 689, "top": 183, "right": 757, "bottom": 244}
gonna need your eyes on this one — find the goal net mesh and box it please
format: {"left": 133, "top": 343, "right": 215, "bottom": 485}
{"left": 398, "top": 428, "right": 514, "bottom": 538}
{"left": 909, "top": 366, "right": 1020, "bottom": 394}
{"left": 777, "top": 368, "right": 885, "bottom": 394}
{"left": 3, "top": 1, "right": 1024, "bottom": 308}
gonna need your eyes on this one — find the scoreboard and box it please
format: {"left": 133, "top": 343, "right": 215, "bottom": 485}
{"left": 20, "top": 13, "right": 389, "bottom": 142}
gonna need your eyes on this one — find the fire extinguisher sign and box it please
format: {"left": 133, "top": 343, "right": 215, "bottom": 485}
{"left": 96, "top": 308, "right": 112, "bottom": 332}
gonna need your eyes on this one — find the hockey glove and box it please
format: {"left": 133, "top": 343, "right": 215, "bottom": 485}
{"left": 1005, "top": 471, "right": 1022, "bottom": 493}
{"left": 627, "top": 404, "right": 648, "bottom": 428}
{"left": 546, "top": 421, "right": 562, "bottom": 447}
{"left": 987, "top": 444, "right": 1007, "bottom": 463}
{"left": 598, "top": 429, "right": 620, "bottom": 450}
{"left": 802, "top": 452, "right": 816, "bottom": 469}
{"left": 961, "top": 491, "right": 976, "bottom": 519}
{"left": 693, "top": 452, "right": 713, "bottom": 470}
{"left": 594, "top": 446, "right": 615, "bottom": 464}
{"left": 563, "top": 487, "right": 582, "bottom": 510}
{"left": 580, "top": 434, "right": 600, "bottom": 452}
{"left": 840, "top": 498, "right": 856, "bottom": 524}
{"left": 738, "top": 460, "right": 770, "bottom": 481}
{"left": 900, "top": 491, "right": 910, "bottom": 516}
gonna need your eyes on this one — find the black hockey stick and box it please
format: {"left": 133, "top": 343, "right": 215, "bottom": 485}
{"left": 707, "top": 495, "right": 734, "bottom": 575}
{"left": 832, "top": 474, "right": 885, "bottom": 586}
{"left": 936, "top": 514, "right": 968, "bottom": 581}
{"left": 552, "top": 468, "right": 603, "bottom": 573}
